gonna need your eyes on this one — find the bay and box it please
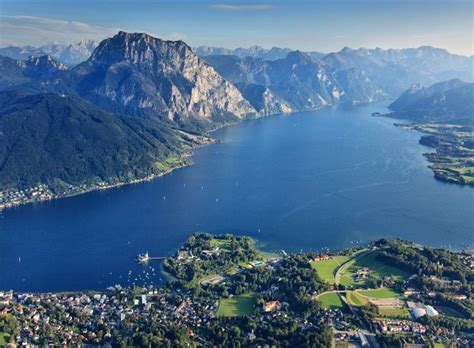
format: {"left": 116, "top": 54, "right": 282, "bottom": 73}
{"left": 1, "top": 102, "right": 472, "bottom": 292}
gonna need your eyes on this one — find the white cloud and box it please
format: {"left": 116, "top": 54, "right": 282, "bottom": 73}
{"left": 0, "top": 16, "right": 187, "bottom": 47}
{"left": 0, "top": 16, "right": 120, "bottom": 46}
{"left": 210, "top": 4, "right": 272, "bottom": 11}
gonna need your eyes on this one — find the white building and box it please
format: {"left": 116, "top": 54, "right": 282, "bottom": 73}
{"left": 410, "top": 307, "right": 426, "bottom": 319}
{"left": 425, "top": 305, "right": 439, "bottom": 317}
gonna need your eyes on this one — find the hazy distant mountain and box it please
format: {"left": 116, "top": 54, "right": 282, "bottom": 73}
{"left": 40, "top": 39, "right": 99, "bottom": 66}
{"left": 388, "top": 79, "right": 474, "bottom": 125}
{"left": 195, "top": 45, "right": 326, "bottom": 61}
{"left": 0, "top": 39, "right": 99, "bottom": 66}
{"left": 194, "top": 45, "right": 294, "bottom": 60}
{"left": 0, "top": 46, "right": 47, "bottom": 61}
{"left": 0, "top": 54, "right": 67, "bottom": 90}
{"left": 322, "top": 46, "right": 474, "bottom": 96}
{"left": 203, "top": 51, "right": 385, "bottom": 111}
{"left": 0, "top": 91, "right": 192, "bottom": 193}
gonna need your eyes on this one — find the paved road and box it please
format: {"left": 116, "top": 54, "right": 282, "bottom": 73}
{"left": 333, "top": 249, "right": 380, "bottom": 348}
{"left": 334, "top": 249, "right": 371, "bottom": 286}
{"left": 313, "top": 290, "right": 346, "bottom": 300}
{"left": 339, "top": 293, "right": 380, "bottom": 348}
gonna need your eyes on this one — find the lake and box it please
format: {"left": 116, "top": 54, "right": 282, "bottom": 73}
{"left": 1, "top": 102, "right": 473, "bottom": 292}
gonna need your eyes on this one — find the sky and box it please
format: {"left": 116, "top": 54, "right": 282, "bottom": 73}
{"left": 0, "top": 0, "right": 472, "bottom": 56}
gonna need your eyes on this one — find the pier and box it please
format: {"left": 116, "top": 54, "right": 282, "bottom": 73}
{"left": 136, "top": 252, "right": 167, "bottom": 264}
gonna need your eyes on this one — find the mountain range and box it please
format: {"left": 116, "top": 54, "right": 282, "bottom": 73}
{"left": 0, "top": 31, "right": 472, "bottom": 205}
{"left": 202, "top": 51, "right": 386, "bottom": 112}
{"left": 0, "top": 39, "right": 99, "bottom": 66}
{"left": 194, "top": 45, "right": 325, "bottom": 61}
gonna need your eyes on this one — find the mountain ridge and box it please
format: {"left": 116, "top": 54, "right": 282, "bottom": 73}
{"left": 388, "top": 79, "right": 474, "bottom": 125}
{"left": 0, "top": 90, "right": 211, "bottom": 208}
{"left": 0, "top": 39, "right": 99, "bottom": 66}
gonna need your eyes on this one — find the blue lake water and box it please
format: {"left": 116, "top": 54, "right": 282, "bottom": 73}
{"left": 1, "top": 102, "right": 473, "bottom": 292}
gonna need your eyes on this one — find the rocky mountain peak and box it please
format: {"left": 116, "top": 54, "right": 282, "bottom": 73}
{"left": 27, "top": 54, "right": 68, "bottom": 71}
{"left": 65, "top": 31, "right": 256, "bottom": 127}
{"left": 90, "top": 31, "right": 192, "bottom": 67}
{"left": 285, "top": 50, "right": 313, "bottom": 63}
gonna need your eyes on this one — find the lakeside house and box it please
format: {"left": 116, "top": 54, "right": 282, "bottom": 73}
{"left": 263, "top": 300, "right": 282, "bottom": 312}
{"left": 311, "top": 255, "right": 331, "bottom": 262}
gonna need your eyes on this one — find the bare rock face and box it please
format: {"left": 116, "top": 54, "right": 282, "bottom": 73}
{"left": 68, "top": 32, "right": 256, "bottom": 129}
{"left": 234, "top": 82, "right": 293, "bottom": 116}
{"left": 203, "top": 51, "right": 384, "bottom": 112}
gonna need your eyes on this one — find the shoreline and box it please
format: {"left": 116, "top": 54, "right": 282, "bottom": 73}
{"left": 392, "top": 122, "right": 474, "bottom": 187}
{"left": 0, "top": 130, "right": 218, "bottom": 211}
{"left": 372, "top": 111, "right": 474, "bottom": 187}
{"left": 0, "top": 103, "right": 337, "bottom": 211}
{"left": 0, "top": 158, "right": 193, "bottom": 211}
{"left": 1, "top": 100, "right": 390, "bottom": 211}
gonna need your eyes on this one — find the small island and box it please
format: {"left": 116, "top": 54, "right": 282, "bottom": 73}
{"left": 1, "top": 233, "right": 472, "bottom": 346}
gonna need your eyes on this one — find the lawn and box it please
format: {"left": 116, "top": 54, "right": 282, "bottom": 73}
{"left": 0, "top": 333, "right": 9, "bottom": 346}
{"left": 378, "top": 307, "right": 410, "bottom": 318}
{"left": 310, "top": 256, "right": 350, "bottom": 284}
{"left": 318, "top": 292, "right": 344, "bottom": 309}
{"left": 216, "top": 293, "right": 257, "bottom": 317}
{"left": 339, "top": 273, "right": 358, "bottom": 287}
{"left": 346, "top": 291, "right": 368, "bottom": 306}
{"left": 338, "top": 260, "right": 359, "bottom": 287}
{"left": 357, "top": 288, "right": 401, "bottom": 299}
{"left": 165, "top": 156, "right": 184, "bottom": 165}
{"left": 357, "top": 253, "right": 410, "bottom": 280}
{"left": 209, "top": 238, "right": 233, "bottom": 252}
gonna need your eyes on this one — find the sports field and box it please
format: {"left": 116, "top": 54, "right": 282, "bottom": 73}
{"left": 216, "top": 293, "right": 257, "bottom": 317}
{"left": 310, "top": 256, "right": 349, "bottom": 284}
{"left": 357, "top": 288, "right": 401, "bottom": 299}
{"left": 318, "top": 292, "right": 344, "bottom": 309}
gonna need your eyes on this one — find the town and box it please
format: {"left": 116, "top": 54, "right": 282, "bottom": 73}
{"left": 0, "top": 235, "right": 472, "bottom": 347}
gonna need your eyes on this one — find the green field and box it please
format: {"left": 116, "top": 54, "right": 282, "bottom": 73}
{"left": 346, "top": 291, "right": 368, "bottom": 306}
{"left": 216, "top": 293, "right": 257, "bottom": 317}
{"left": 318, "top": 292, "right": 344, "bottom": 309}
{"left": 310, "top": 256, "right": 350, "bottom": 284}
{"left": 341, "top": 252, "right": 410, "bottom": 286}
{"left": 209, "top": 238, "right": 233, "bottom": 251}
{"left": 357, "top": 288, "right": 401, "bottom": 299}
{"left": 338, "top": 260, "right": 359, "bottom": 287}
{"left": 0, "top": 333, "right": 9, "bottom": 346}
{"left": 378, "top": 307, "right": 410, "bottom": 318}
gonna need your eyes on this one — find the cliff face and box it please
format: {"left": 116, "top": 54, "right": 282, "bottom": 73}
{"left": 66, "top": 32, "right": 256, "bottom": 129}
{"left": 204, "top": 51, "right": 385, "bottom": 113}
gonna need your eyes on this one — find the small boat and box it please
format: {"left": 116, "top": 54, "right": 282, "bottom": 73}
{"left": 136, "top": 252, "right": 150, "bottom": 264}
